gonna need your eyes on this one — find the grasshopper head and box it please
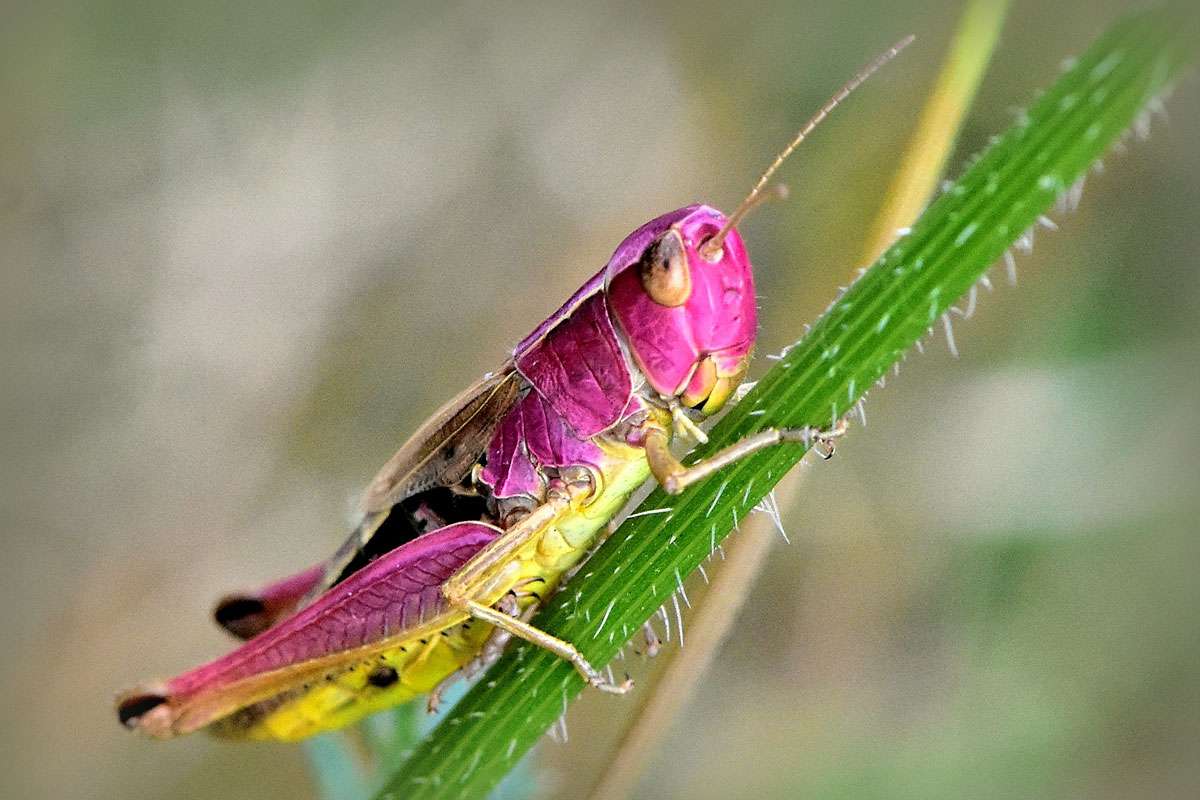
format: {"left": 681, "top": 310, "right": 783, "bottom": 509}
{"left": 606, "top": 205, "right": 755, "bottom": 416}
{"left": 601, "top": 40, "right": 917, "bottom": 416}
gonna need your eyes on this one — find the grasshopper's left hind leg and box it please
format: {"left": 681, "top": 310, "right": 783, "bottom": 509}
{"left": 427, "top": 593, "right": 526, "bottom": 713}
{"left": 441, "top": 498, "right": 632, "bottom": 694}
{"left": 456, "top": 600, "right": 632, "bottom": 694}
{"left": 646, "top": 419, "right": 847, "bottom": 495}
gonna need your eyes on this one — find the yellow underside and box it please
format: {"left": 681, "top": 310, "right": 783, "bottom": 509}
{"left": 238, "top": 436, "right": 654, "bottom": 741}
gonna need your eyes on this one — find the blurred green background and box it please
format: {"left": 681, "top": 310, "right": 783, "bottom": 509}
{"left": 2, "top": 2, "right": 1197, "bottom": 798}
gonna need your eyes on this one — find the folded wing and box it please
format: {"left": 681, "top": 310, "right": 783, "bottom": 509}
{"left": 118, "top": 521, "right": 499, "bottom": 738}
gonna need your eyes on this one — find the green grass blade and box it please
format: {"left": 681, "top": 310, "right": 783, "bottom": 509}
{"left": 375, "top": 7, "right": 1197, "bottom": 799}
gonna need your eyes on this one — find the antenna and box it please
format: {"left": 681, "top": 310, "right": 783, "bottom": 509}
{"left": 700, "top": 34, "right": 916, "bottom": 260}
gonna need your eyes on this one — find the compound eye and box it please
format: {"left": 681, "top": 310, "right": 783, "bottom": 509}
{"left": 639, "top": 230, "right": 691, "bottom": 307}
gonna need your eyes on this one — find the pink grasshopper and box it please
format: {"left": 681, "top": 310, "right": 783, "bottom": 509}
{"left": 117, "top": 38, "right": 911, "bottom": 741}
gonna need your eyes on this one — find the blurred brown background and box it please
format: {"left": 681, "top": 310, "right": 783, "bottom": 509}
{"left": 2, "top": 1, "right": 1197, "bottom": 798}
